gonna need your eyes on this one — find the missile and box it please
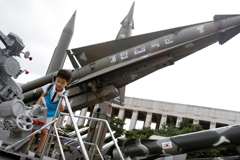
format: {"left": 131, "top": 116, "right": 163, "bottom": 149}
{"left": 22, "top": 14, "right": 240, "bottom": 111}
{"left": 114, "top": 1, "right": 134, "bottom": 106}
{"left": 113, "top": 124, "right": 240, "bottom": 159}
{"left": 116, "top": 2, "right": 134, "bottom": 40}
{"left": 45, "top": 11, "right": 76, "bottom": 75}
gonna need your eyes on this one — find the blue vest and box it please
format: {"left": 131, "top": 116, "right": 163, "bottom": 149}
{"left": 45, "top": 87, "right": 60, "bottom": 117}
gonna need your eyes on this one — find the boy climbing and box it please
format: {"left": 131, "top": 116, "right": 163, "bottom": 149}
{"left": 27, "top": 69, "right": 72, "bottom": 158}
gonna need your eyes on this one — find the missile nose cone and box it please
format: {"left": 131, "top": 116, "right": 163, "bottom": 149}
{"left": 132, "top": 2, "right": 135, "bottom": 9}
{"left": 128, "top": 2, "right": 135, "bottom": 18}
{"left": 127, "top": 2, "right": 134, "bottom": 29}
{"left": 121, "top": 1, "right": 134, "bottom": 29}
{"left": 64, "top": 10, "right": 76, "bottom": 32}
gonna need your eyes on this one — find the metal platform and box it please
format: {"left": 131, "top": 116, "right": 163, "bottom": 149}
{"left": 0, "top": 95, "right": 124, "bottom": 160}
{"left": 0, "top": 147, "right": 57, "bottom": 160}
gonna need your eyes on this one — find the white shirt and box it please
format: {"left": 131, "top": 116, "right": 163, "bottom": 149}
{"left": 42, "top": 83, "right": 66, "bottom": 106}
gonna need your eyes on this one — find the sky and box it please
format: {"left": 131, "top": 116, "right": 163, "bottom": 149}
{"left": 1, "top": 0, "right": 240, "bottom": 112}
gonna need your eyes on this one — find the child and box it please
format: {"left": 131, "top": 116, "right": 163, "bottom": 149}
{"left": 27, "top": 69, "right": 72, "bottom": 158}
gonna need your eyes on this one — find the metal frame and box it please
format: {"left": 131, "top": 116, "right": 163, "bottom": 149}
{"left": 60, "top": 112, "right": 125, "bottom": 160}
{"left": 41, "top": 95, "right": 89, "bottom": 160}
{"left": 5, "top": 95, "right": 124, "bottom": 160}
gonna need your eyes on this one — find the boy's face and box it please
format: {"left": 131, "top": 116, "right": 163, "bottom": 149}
{"left": 55, "top": 77, "right": 69, "bottom": 92}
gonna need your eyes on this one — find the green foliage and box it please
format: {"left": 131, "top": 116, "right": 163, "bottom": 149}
{"left": 178, "top": 119, "right": 204, "bottom": 132}
{"left": 187, "top": 146, "right": 238, "bottom": 159}
{"left": 151, "top": 119, "right": 203, "bottom": 138}
{"left": 109, "top": 117, "right": 125, "bottom": 137}
{"left": 61, "top": 124, "right": 85, "bottom": 132}
{"left": 125, "top": 127, "right": 154, "bottom": 139}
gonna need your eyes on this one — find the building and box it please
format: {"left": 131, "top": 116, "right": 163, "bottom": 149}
{"left": 70, "top": 97, "right": 240, "bottom": 130}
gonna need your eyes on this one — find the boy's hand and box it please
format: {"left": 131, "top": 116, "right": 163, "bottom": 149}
{"left": 57, "top": 93, "right": 63, "bottom": 100}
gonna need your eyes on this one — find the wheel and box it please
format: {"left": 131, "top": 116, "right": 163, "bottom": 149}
{"left": 16, "top": 114, "right": 33, "bottom": 131}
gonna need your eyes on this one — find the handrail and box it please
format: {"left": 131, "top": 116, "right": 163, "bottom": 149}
{"left": 45, "top": 95, "right": 90, "bottom": 160}
{"left": 41, "top": 95, "right": 90, "bottom": 160}
{"left": 60, "top": 112, "right": 125, "bottom": 160}
{"left": 5, "top": 94, "right": 124, "bottom": 160}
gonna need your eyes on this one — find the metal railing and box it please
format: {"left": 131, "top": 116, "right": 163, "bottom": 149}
{"left": 59, "top": 112, "right": 125, "bottom": 160}
{"left": 5, "top": 95, "right": 124, "bottom": 160}
{"left": 57, "top": 95, "right": 124, "bottom": 160}
{"left": 41, "top": 95, "right": 89, "bottom": 160}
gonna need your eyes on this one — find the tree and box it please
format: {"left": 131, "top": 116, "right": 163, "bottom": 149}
{"left": 125, "top": 127, "right": 154, "bottom": 139}
{"left": 109, "top": 116, "right": 125, "bottom": 138}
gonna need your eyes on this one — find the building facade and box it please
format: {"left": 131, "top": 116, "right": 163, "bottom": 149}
{"left": 70, "top": 97, "right": 240, "bottom": 130}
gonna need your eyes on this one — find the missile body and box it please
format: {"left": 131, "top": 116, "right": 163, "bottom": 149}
{"left": 45, "top": 11, "right": 76, "bottom": 75}
{"left": 22, "top": 15, "right": 240, "bottom": 110}
{"left": 113, "top": 125, "right": 240, "bottom": 159}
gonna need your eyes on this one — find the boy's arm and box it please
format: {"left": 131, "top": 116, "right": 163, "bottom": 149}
{"left": 35, "top": 92, "right": 46, "bottom": 105}
{"left": 60, "top": 103, "right": 65, "bottom": 112}
{"left": 57, "top": 93, "right": 66, "bottom": 112}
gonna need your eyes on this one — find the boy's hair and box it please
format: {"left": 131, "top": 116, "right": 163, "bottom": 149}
{"left": 56, "top": 69, "right": 72, "bottom": 82}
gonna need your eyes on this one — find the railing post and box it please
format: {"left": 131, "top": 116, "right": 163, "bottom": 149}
{"left": 62, "top": 95, "right": 90, "bottom": 160}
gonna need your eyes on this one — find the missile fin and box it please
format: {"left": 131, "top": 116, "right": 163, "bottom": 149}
{"left": 120, "top": 15, "right": 127, "bottom": 25}
{"left": 214, "top": 15, "right": 240, "bottom": 21}
{"left": 111, "top": 87, "right": 125, "bottom": 106}
{"left": 219, "top": 25, "right": 240, "bottom": 45}
{"left": 132, "top": 19, "right": 134, "bottom": 29}
{"left": 66, "top": 50, "right": 80, "bottom": 69}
